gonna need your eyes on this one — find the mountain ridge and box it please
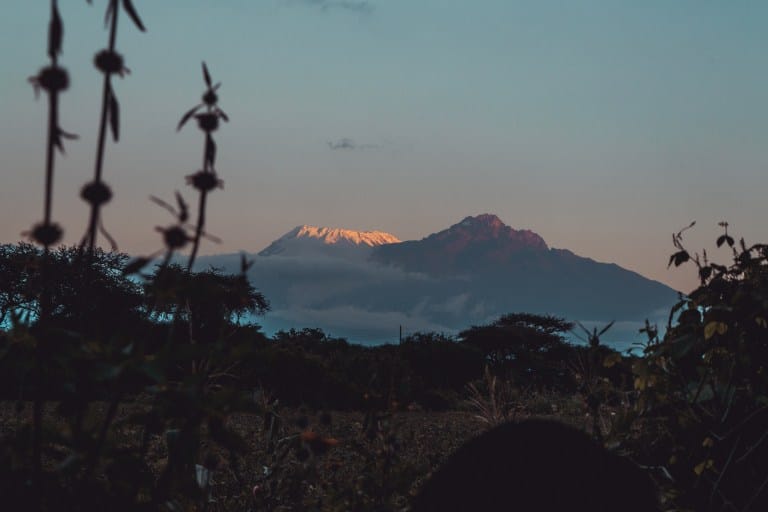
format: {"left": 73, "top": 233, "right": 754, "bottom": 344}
{"left": 197, "top": 213, "right": 678, "bottom": 349}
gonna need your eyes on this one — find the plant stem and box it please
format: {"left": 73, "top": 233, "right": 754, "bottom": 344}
{"left": 85, "top": 0, "right": 119, "bottom": 252}
{"left": 187, "top": 190, "right": 207, "bottom": 272}
{"left": 44, "top": 92, "right": 58, "bottom": 226}
{"left": 186, "top": 130, "right": 213, "bottom": 272}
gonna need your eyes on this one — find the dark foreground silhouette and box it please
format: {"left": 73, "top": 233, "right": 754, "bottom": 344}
{"left": 413, "top": 419, "right": 659, "bottom": 512}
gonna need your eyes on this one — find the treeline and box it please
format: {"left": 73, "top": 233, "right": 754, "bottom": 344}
{"left": 0, "top": 243, "right": 633, "bottom": 410}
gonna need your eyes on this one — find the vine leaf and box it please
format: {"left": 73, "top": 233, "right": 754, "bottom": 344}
{"left": 717, "top": 234, "right": 735, "bottom": 248}
{"left": 49, "top": 2, "right": 63, "bottom": 59}
{"left": 122, "top": 0, "right": 146, "bottom": 32}
{"left": 668, "top": 250, "right": 690, "bottom": 268}
{"left": 108, "top": 85, "right": 120, "bottom": 141}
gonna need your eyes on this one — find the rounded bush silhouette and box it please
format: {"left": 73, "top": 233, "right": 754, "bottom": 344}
{"left": 413, "top": 419, "right": 658, "bottom": 512}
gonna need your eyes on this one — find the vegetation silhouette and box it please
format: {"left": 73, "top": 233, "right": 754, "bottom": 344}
{"left": 460, "top": 313, "right": 575, "bottom": 388}
{"left": 413, "top": 419, "right": 659, "bottom": 512}
{"left": 614, "top": 224, "right": 768, "bottom": 511}
{"left": 4, "top": 1, "right": 768, "bottom": 511}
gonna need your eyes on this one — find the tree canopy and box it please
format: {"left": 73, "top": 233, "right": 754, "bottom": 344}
{"left": 459, "top": 313, "right": 574, "bottom": 383}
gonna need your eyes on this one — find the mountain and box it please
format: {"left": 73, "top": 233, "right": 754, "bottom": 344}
{"left": 370, "top": 214, "right": 677, "bottom": 320}
{"left": 258, "top": 225, "right": 401, "bottom": 260}
{"left": 371, "top": 214, "right": 548, "bottom": 275}
{"left": 197, "top": 214, "right": 679, "bottom": 350}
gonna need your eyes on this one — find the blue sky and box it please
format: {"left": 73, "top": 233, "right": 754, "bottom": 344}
{"left": 2, "top": 0, "right": 767, "bottom": 292}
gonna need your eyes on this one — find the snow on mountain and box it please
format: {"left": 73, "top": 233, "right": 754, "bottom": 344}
{"left": 258, "top": 225, "right": 401, "bottom": 259}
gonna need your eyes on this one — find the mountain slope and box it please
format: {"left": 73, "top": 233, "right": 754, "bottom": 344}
{"left": 369, "top": 214, "right": 677, "bottom": 320}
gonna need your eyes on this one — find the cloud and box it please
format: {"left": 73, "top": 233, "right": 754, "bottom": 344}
{"left": 193, "top": 252, "right": 477, "bottom": 341}
{"left": 327, "top": 138, "right": 380, "bottom": 151}
{"left": 292, "top": 0, "right": 375, "bottom": 15}
{"left": 192, "top": 252, "right": 671, "bottom": 349}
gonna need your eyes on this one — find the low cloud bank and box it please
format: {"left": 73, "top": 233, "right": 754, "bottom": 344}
{"left": 194, "top": 253, "right": 669, "bottom": 351}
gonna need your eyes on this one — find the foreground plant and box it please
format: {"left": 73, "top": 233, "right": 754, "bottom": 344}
{"left": 81, "top": 0, "right": 146, "bottom": 252}
{"left": 617, "top": 223, "right": 768, "bottom": 511}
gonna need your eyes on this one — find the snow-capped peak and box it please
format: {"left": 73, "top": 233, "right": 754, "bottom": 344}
{"left": 258, "top": 225, "right": 401, "bottom": 258}
{"left": 291, "top": 225, "right": 401, "bottom": 247}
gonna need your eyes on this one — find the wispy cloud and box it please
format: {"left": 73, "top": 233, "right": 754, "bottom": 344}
{"left": 291, "top": 0, "right": 375, "bottom": 15}
{"left": 327, "top": 138, "right": 380, "bottom": 150}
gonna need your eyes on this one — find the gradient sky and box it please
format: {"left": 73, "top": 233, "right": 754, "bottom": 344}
{"left": 2, "top": 0, "right": 767, "bottom": 293}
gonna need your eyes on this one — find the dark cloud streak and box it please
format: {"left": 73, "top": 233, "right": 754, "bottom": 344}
{"left": 293, "top": 0, "right": 375, "bottom": 15}
{"left": 327, "top": 138, "right": 380, "bottom": 150}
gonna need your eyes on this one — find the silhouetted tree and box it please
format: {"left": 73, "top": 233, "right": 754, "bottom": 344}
{"left": 144, "top": 263, "right": 268, "bottom": 343}
{"left": 400, "top": 332, "right": 484, "bottom": 393}
{"left": 0, "top": 243, "right": 144, "bottom": 338}
{"left": 459, "top": 313, "right": 574, "bottom": 386}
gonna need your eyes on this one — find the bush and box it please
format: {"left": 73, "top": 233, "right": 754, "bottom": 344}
{"left": 615, "top": 224, "right": 768, "bottom": 511}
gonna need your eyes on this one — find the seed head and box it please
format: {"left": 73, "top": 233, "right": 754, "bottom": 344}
{"left": 203, "top": 90, "right": 218, "bottom": 106}
{"left": 196, "top": 113, "right": 219, "bottom": 133}
{"left": 94, "top": 50, "right": 126, "bottom": 75}
{"left": 31, "top": 66, "right": 70, "bottom": 93}
{"left": 186, "top": 170, "right": 223, "bottom": 192}
{"left": 29, "top": 222, "right": 63, "bottom": 246}
{"left": 158, "top": 225, "right": 188, "bottom": 249}
{"left": 80, "top": 181, "right": 113, "bottom": 206}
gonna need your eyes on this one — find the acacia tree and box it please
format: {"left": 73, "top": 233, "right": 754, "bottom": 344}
{"left": 0, "top": 243, "right": 144, "bottom": 336}
{"left": 145, "top": 264, "right": 268, "bottom": 337}
{"left": 459, "top": 313, "right": 574, "bottom": 385}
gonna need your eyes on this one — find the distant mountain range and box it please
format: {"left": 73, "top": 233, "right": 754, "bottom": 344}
{"left": 196, "top": 214, "right": 679, "bottom": 350}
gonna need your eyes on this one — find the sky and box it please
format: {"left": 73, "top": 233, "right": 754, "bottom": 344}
{"left": 2, "top": 0, "right": 767, "bottom": 293}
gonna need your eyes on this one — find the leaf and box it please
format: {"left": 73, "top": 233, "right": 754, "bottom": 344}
{"left": 49, "top": 2, "right": 63, "bottom": 59}
{"left": 217, "top": 108, "right": 229, "bottom": 122}
{"left": 704, "top": 321, "right": 728, "bottom": 340}
{"left": 716, "top": 234, "right": 734, "bottom": 248}
{"left": 104, "top": 0, "right": 115, "bottom": 27}
{"left": 53, "top": 132, "right": 66, "bottom": 154}
{"left": 108, "top": 85, "right": 120, "bottom": 141}
{"left": 175, "top": 191, "right": 189, "bottom": 223}
{"left": 58, "top": 128, "right": 79, "bottom": 140}
{"left": 202, "top": 62, "right": 212, "bottom": 88}
{"left": 122, "top": 257, "right": 150, "bottom": 275}
{"left": 205, "top": 136, "right": 217, "bottom": 170}
{"left": 149, "top": 195, "right": 177, "bottom": 216}
{"left": 668, "top": 250, "right": 690, "bottom": 268}
{"left": 122, "top": 0, "right": 146, "bottom": 31}
{"left": 598, "top": 320, "right": 615, "bottom": 336}
{"left": 177, "top": 104, "right": 201, "bottom": 131}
